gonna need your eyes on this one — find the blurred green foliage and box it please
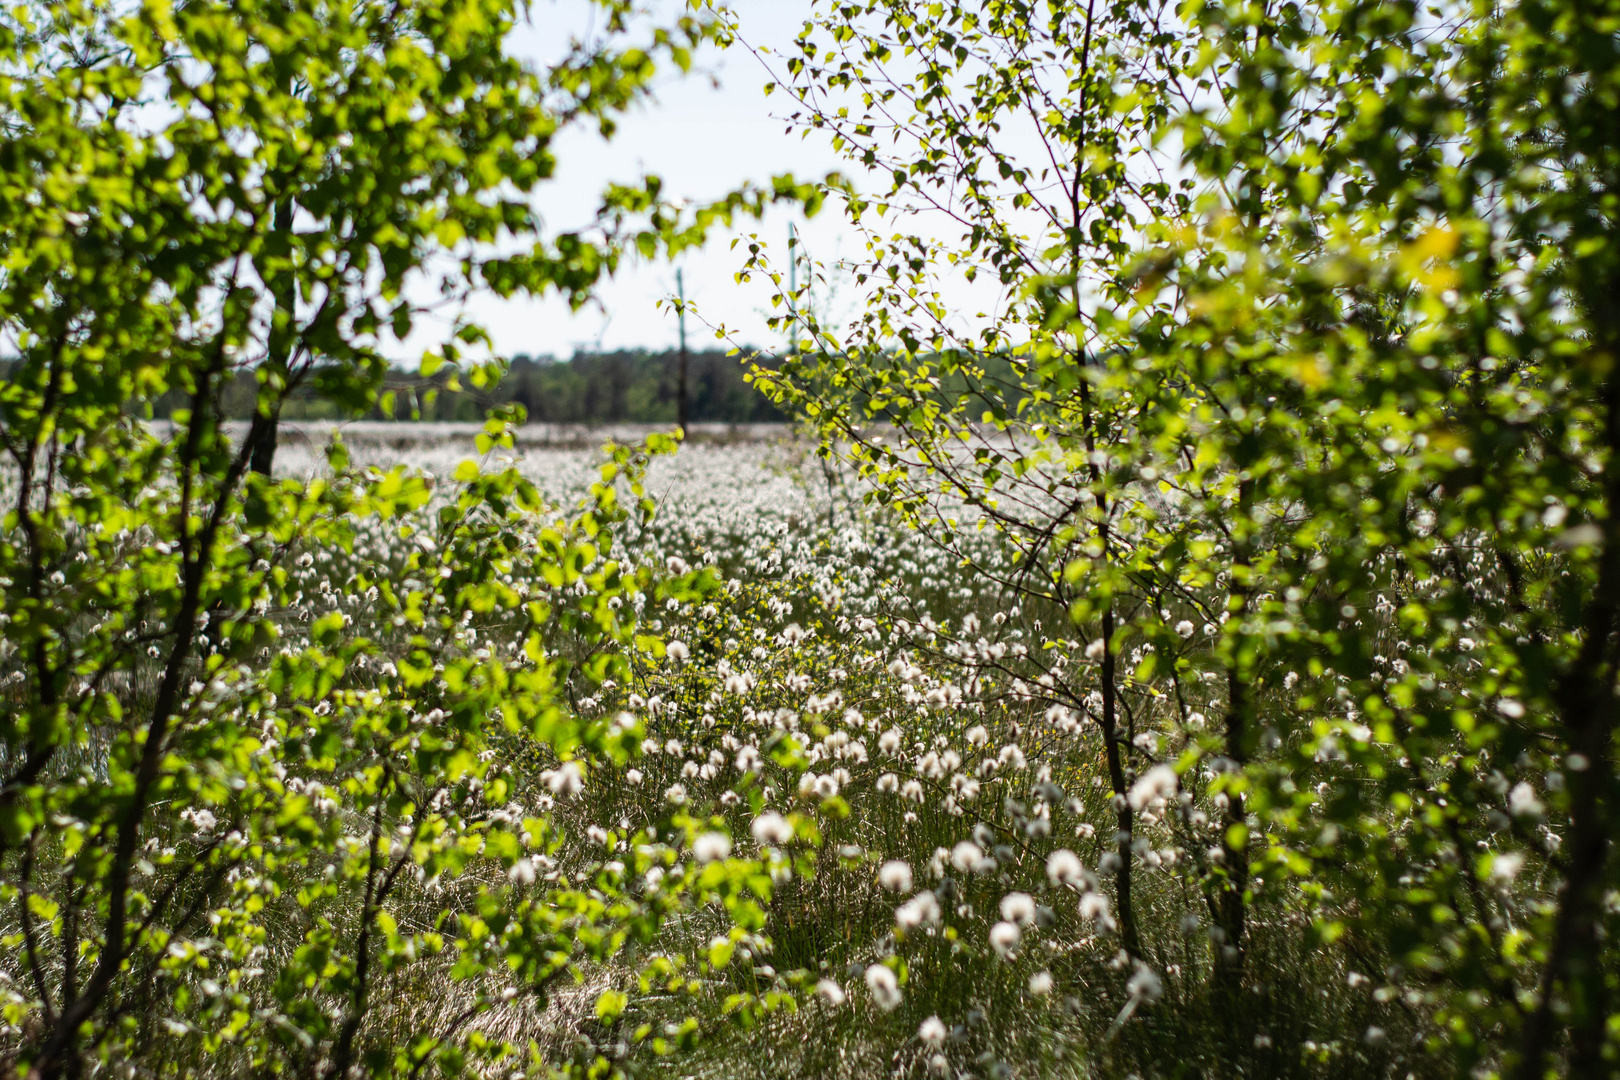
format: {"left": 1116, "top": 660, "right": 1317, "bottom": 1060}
{"left": 744, "top": 0, "right": 1620, "bottom": 1075}
{"left": 0, "top": 0, "right": 824, "bottom": 1076}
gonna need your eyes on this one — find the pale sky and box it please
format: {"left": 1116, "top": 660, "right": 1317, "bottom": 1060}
{"left": 462, "top": 0, "right": 853, "bottom": 359}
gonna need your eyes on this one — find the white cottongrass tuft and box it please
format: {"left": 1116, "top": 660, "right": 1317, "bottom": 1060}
{"left": 949, "top": 840, "right": 983, "bottom": 874}
{"left": 1079, "top": 890, "right": 1111, "bottom": 923}
{"left": 1127, "top": 763, "right": 1178, "bottom": 811}
{"left": 665, "top": 640, "right": 690, "bottom": 663}
{"left": 507, "top": 858, "right": 536, "bottom": 885}
{"left": 1175, "top": 619, "right": 1196, "bottom": 638}
{"left": 865, "top": 963, "right": 902, "bottom": 1011}
{"left": 1028, "top": 970, "right": 1053, "bottom": 995}
{"left": 989, "top": 920, "right": 1021, "bottom": 958}
{"left": 1047, "top": 848, "right": 1084, "bottom": 888}
{"left": 692, "top": 832, "right": 732, "bottom": 863}
{"left": 751, "top": 812, "right": 793, "bottom": 846}
{"left": 896, "top": 890, "right": 942, "bottom": 929}
{"left": 1127, "top": 963, "right": 1163, "bottom": 1003}
{"left": 918, "top": 1016, "right": 947, "bottom": 1046}
{"left": 879, "top": 860, "right": 913, "bottom": 893}
{"left": 543, "top": 760, "right": 585, "bottom": 799}
{"left": 1508, "top": 782, "right": 1544, "bottom": 820}
{"left": 999, "top": 891, "right": 1036, "bottom": 926}
{"left": 815, "top": 978, "right": 846, "bottom": 1007}
{"left": 1489, "top": 850, "right": 1525, "bottom": 886}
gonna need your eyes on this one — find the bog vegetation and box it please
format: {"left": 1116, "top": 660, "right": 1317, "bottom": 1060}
{"left": 2, "top": 0, "right": 1618, "bottom": 1078}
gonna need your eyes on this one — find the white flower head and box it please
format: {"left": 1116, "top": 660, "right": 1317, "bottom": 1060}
{"left": 1127, "top": 763, "right": 1178, "bottom": 811}
{"left": 665, "top": 640, "right": 690, "bottom": 663}
{"left": 1175, "top": 619, "right": 1196, "bottom": 638}
{"left": 1127, "top": 963, "right": 1163, "bottom": 1004}
{"left": 1489, "top": 850, "right": 1525, "bottom": 887}
{"left": 545, "top": 761, "right": 585, "bottom": 799}
{"left": 1508, "top": 782, "right": 1544, "bottom": 820}
{"left": 896, "top": 890, "right": 942, "bottom": 929}
{"left": 1047, "top": 848, "right": 1084, "bottom": 888}
{"left": 989, "top": 920, "right": 1021, "bottom": 959}
{"left": 815, "top": 978, "right": 846, "bottom": 1007}
{"left": 879, "top": 860, "right": 913, "bottom": 893}
{"left": 999, "top": 891, "right": 1036, "bottom": 927}
{"left": 949, "top": 840, "right": 983, "bottom": 874}
{"left": 918, "top": 1016, "right": 947, "bottom": 1046}
{"left": 865, "top": 963, "right": 902, "bottom": 1011}
{"left": 692, "top": 832, "right": 732, "bottom": 863}
{"left": 751, "top": 812, "right": 793, "bottom": 846}
{"left": 1028, "top": 970, "right": 1054, "bottom": 995}
{"left": 1079, "top": 890, "right": 1111, "bottom": 923}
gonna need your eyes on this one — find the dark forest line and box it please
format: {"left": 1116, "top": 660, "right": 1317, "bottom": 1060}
{"left": 140, "top": 349, "right": 790, "bottom": 425}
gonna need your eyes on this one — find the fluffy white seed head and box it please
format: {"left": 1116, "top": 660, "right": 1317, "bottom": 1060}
{"left": 815, "top": 978, "right": 846, "bottom": 1007}
{"left": 751, "top": 812, "right": 793, "bottom": 846}
{"left": 1489, "top": 850, "right": 1525, "bottom": 886}
{"left": 949, "top": 840, "right": 983, "bottom": 874}
{"left": 544, "top": 761, "right": 585, "bottom": 799}
{"left": 1047, "top": 848, "right": 1084, "bottom": 888}
{"left": 896, "top": 891, "right": 942, "bottom": 929}
{"left": 1127, "top": 763, "right": 1178, "bottom": 811}
{"left": 1127, "top": 964, "right": 1163, "bottom": 1003}
{"left": 1508, "top": 782, "right": 1544, "bottom": 820}
{"left": 989, "top": 920, "right": 1021, "bottom": 958}
{"left": 879, "top": 860, "right": 913, "bottom": 893}
{"left": 692, "top": 832, "right": 732, "bottom": 863}
{"left": 999, "top": 891, "right": 1036, "bottom": 926}
{"left": 865, "top": 964, "right": 902, "bottom": 1011}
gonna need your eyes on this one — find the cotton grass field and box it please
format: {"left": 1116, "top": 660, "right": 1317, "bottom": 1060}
{"left": 120, "top": 421, "right": 1424, "bottom": 1080}
{"left": 6, "top": 0, "right": 1619, "bottom": 1073}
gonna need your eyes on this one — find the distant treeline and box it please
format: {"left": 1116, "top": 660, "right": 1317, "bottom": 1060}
{"left": 6, "top": 347, "right": 1038, "bottom": 426}
{"left": 488, "top": 349, "right": 788, "bottom": 424}
{"left": 139, "top": 349, "right": 790, "bottom": 424}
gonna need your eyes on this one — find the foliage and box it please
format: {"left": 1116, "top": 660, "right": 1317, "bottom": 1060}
{"left": 738, "top": 0, "right": 1620, "bottom": 1075}
{"left": 6, "top": 0, "right": 1620, "bottom": 1075}
{"left": 0, "top": 0, "right": 825, "bottom": 1075}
